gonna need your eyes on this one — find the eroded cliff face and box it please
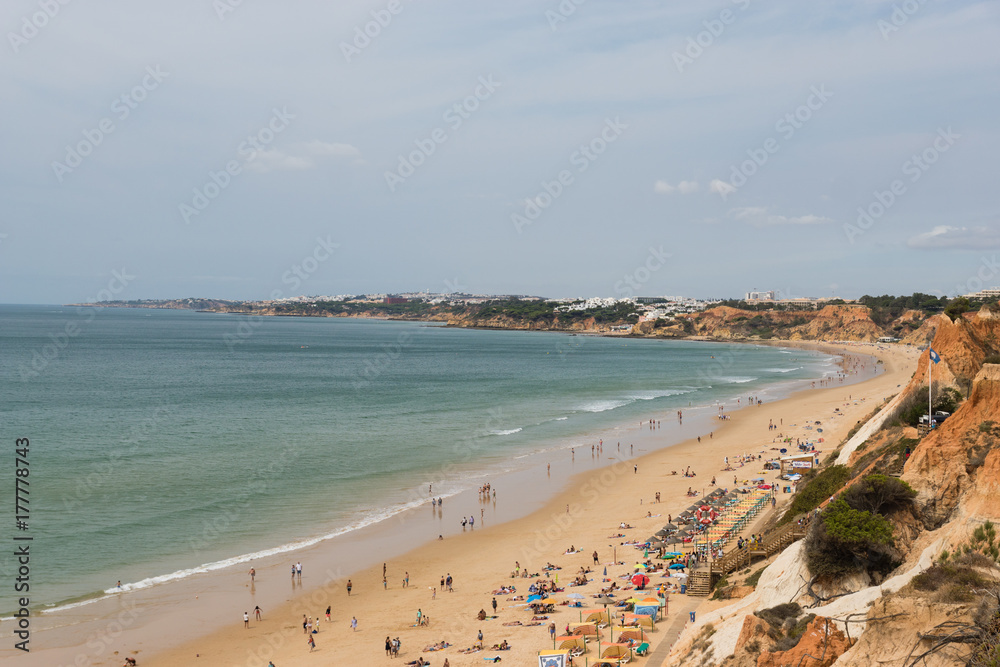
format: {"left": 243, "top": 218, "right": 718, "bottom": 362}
{"left": 668, "top": 312, "right": 1000, "bottom": 667}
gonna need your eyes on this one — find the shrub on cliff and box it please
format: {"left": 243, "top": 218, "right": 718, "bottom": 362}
{"left": 778, "top": 465, "right": 850, "bottom": 525}
{"left": 841, "top": 474, "right": 917, "bottom": 515}
{"left": 805, "top": 498, "right": 899, "bottom": 579}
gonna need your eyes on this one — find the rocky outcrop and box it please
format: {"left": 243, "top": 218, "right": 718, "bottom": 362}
{"left": 905, "top": 363, "right": 1000, "bottom": 528}
{"left": 757, "top": 616, "right": 852, "bottom": 667}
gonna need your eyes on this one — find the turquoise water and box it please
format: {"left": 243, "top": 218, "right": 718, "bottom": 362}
{"left": 0, "top": 305, "right": 836, "bottom": 613}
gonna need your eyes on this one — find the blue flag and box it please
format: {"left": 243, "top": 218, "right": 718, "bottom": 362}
{"left": 929, "top": 348, "right": 940, "bottom": 364}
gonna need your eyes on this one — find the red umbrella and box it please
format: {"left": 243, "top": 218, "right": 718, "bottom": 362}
{"left": 631, "top": 573, "right": 650, "bottom": 588}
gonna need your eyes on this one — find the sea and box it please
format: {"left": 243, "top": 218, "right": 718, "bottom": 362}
{"left": 0, "top": 304, "right": 842, "bottom": 617}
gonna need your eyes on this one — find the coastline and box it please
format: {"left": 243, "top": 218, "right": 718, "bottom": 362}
{"left": 10, "top": 339, "right": 918, "bottom": 667}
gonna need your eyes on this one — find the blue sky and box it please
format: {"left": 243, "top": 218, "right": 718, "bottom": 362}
{"left": 1, "top": 0, "right": 997, "bottom": 303}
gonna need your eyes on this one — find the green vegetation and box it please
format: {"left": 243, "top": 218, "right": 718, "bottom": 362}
{"left": 805, "top": 498, "right": 898, "bottom": 578}
{"left": 777, "top": 465, "right": 850, "bottom": 525}
{"left": 841, "top": 474, "right": 917, "bottom": 515}
{"left": 754, "top": 603, "right": 815, "bottom": 652}
{"left": 745, "top": 567, "right": 767, "bottom": 588}
{"left": 856, "top": 293, "right": 952, "bottom": 325}
{"left": 898, "top": 385, "right": 962, "bottom": 426}
{"left": 945, "top": 297, "right": 971, "bottom": 322}
{"left": 804, "top": 474, "right": 917, "bottom": 579}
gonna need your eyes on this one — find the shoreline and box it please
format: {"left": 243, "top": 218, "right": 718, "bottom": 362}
{"left": 9, "top": 339, "right": 917, "bottom": 667}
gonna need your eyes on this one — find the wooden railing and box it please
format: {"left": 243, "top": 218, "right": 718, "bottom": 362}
{"left": 708, "top": 517, "right": 808, "bottom": 577}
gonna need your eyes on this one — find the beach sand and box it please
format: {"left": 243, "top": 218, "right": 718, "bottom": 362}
{"left": 20, "top": 341, "right": 918, "bottom": 667}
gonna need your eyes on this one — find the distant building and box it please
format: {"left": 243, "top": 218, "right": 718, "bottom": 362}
{"left": 745, "top": 290, "right": 775, "bottom": 302}
{"left": 384, "top": 297, "right": 408, "bottom": 305}
{"left": 964, "top": 287, "right": 1000, "bottom": 299}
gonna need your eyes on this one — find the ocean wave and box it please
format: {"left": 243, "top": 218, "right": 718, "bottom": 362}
{"left": 42, "top": 494, "right": 447, "bottom": 615}
{"left": 625, "top": 388, "right": 696, "bottom": 400}
{"left": 489, "top": 428, "right": 523, "bottom": 436}
{"left": 718, "top": 376, "right": 757, "bottom": 384}
{"left": 579, "top": 399, "right": 633, "bottom": 413}
{"left": 554, "top": 417, "right": 568, "bottom": 421}
{"left": 762, "top": 367, "right": 802, "bottom": 373}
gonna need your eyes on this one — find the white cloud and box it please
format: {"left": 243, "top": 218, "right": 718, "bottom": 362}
{"left": 654, "top": 179, "right": 699, "bottom": 195}
{"left": 907, "top": 225, "right": 1000, "bottom": 250}
{"left": 247, "top": 141, "right": 362, "bottom": 173}
{"left": 727, "top": 207, "right": 831, "bottom": 227}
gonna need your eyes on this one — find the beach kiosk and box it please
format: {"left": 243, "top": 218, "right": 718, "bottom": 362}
{"left": 538, "top": 649, "right": 570, "bottom": 666}
{"left": 779, "top": 452, "right": 819, "bottom": 475}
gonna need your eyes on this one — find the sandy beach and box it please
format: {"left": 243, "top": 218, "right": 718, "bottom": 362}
{"left": 18, "top": 340, "right": 918, "bottom": 667}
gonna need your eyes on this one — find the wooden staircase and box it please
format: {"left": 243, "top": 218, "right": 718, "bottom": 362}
{"left": 701, "top": 518, "right": 809, "bottom": 587}
{"left": 685, "top": 571, "right": 712, "bottom": 597}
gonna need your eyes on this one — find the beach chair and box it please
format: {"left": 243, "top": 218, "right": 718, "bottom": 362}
{"left": 636, "top": 642, "right": 650, "bottom": 656}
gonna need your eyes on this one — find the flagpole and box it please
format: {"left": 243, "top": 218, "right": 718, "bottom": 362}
{"left": 928, "top": 349, "right": 932, "bottom": 428}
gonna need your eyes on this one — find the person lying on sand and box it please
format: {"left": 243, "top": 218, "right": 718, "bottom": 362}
{"left": 405, "top": 658, "right": 430, "bottom": 667}
{"left": 490, "top": 640, "right": 510, "bottom": 650}
{"left": 423, "top": 641, "right": 451, "bottom": 651}
{"left": 122, "top": 660, "right": 137, "bottom": 667}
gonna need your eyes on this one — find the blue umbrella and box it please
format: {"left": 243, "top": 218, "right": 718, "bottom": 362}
{"left": 603, "top": 567, "right": 607, "bottom": 576}
{"left": 669, "top": 563, "right": 686, "bottom": 570}
{"left": 527, "top": 594, "right": 542, "bottom": 603}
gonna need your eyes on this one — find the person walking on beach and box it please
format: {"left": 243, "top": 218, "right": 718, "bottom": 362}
{"left": 326, "top": 605, "right": 331, "bottom": 621}
{"left": 347, "top": 579, "right": 352, "bottom": 596}
{"left": 351, "top": 616, "right": 358, "bottom": 631}
{"left": 383, "top": 576, "right": 388, "bottom": 590}
{"left": 386, "top": 636, "right": 392, "bottom": 656}
{"left": 254, "top": 605, "right": 262, "bottom": 621}
{"left": 296, "top": 562, "right": 302, "bottom": 579}
{"left": 404, "top": 571, "right": 409, "bottom": 587}
{"left": 244, "top": 611, "right": 249, "bottom": 628}
{"left": 446, "top": 573, "right": 453, "bottom": 592}
{"left": 593, "top": 550, "right": 599, "bottom": 564}
{"left": 248, "top": 567, "right": 255, "bottom": 582}
{"left": 307, "top": 634, "right": 315, "bottom": 651}
{"left": 492, "top": 597, "right": 497, "bottom": 614}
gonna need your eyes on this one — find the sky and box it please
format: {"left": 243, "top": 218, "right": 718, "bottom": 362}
{"left": 1, "top": 0, "right": 998, "bottom": 304}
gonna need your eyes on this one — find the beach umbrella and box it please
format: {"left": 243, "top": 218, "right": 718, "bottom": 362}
{"left": 567, "top": 593, "right": 585, "bottom": 599}
{"left": 664, "top": 523, "right": 678, "bottom": 531}
{"left": 655, "top": 528, "right": 670, "bottom": 537}
{"left": 541, "top": 598, "right": 556, "bottom": 604}
{"left": 669, "top": 563, "right": 686, "bottom": 570}
{"left": 631, "top": 573, "right": 650, "bottom": 587}
{"left": 603, "top": 566, "right": 607, "bottom": 576}
{"left": 527, "top": 594, "right": 543, "bottom": 603}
